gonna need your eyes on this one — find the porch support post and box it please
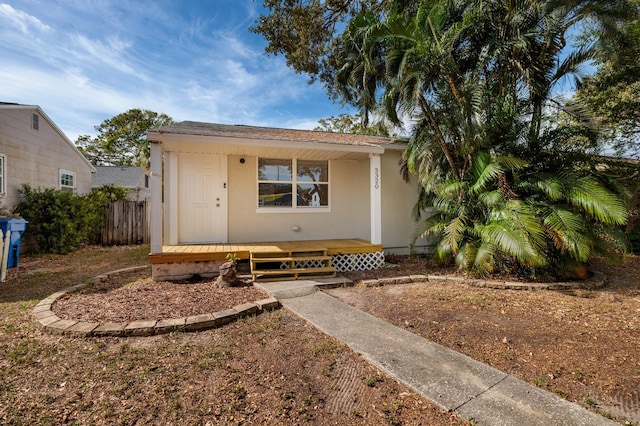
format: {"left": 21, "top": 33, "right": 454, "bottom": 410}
{"left": 370, "top": 153, "right": 382, "bottom": 245}
{"left": 167, "top": 152, "right": 179, "bottom": 245}
{"left": 150, "top": 142, "right": 163, "bottom": 254}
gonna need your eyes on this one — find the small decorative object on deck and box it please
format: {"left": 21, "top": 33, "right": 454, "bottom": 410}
{"left": 214, "top": 260, "right": 245, "bottom": 288}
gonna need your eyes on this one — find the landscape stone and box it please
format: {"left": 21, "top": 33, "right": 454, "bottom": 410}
{"left": 37, "top": 297, "right": 58, "bottom": 307}
{"left": 234, "top": 302, "right": 259, "bottom": 317}
{"left": 124, "top": 320, "right": 157, "bottom": 336}
{"left": 185, "top": 313, "right": 217, "bottom": 331}
{"left": 155, "top": 318, "right": 186, "bottom": 334}
{"left": 38, "top": 314, "right": 62, "bottom": 327}
{"left": 32, "top": 304, "right": 52, "bottom": 314}
{"left": 65, "top": 322, "right": 99, "bottom": 336}
{"left": 362, "top": 279, "right": 381, "bottom": 287}
{"left": 215, "top": 261, "right": 245, "bottom": 287}
{"left": 427, "top": 275, "right": 447, "bottom": 281}
{"left": 214, "top": 309, "right": 238, "bottom": 326}
{"left": 45, "top": 319, "right": 78, "bottom": 334}
{"left": 377, "top": 277, "right": 397, "bottom": 286}
{"left": 93, "top": 322, "right": 128, "bottom": 337}
{"left": 255, "top": 297, "right": 280, "bottom": 311}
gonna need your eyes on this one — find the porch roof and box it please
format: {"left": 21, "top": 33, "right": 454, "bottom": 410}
{"left": 148, "top": 121, "right": 406, "bottom": 161}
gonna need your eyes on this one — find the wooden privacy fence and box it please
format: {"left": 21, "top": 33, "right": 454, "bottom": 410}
{"left": 101, "top": 201, "right": 150, "bottom": 245}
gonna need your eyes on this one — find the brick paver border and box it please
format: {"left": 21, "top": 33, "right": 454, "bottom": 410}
{"left": 359, "top": 270, "right": 607, "bottom": 290}
{"left": 34, "top": 265, "right": 605, "bottom": 337}
{"left": 33, "top": 266, "right": 280, "bottom": 337}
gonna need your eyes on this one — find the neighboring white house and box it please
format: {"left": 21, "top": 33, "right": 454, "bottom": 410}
{"left": 92, "top": 166, "right": 150, "bottom": 201}
{"left": 0, "top": 102, "right": 95, "bottom": 209}
{"left": 147, "top": 121, "right": 430, "bottom": 281}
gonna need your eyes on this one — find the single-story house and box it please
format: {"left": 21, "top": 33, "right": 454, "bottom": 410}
{"left": 147, "top": 121, "right": 429, "bottom": 281}
{"left": 0, "top": 102, "right": 95, "bottom": 210}
{"left": 92, "top": 166, "right": 150, "bottom": 201}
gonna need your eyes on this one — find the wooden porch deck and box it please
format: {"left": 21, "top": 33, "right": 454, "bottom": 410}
{"left": 148, "top": 238, "right": 382, "bottom": 264}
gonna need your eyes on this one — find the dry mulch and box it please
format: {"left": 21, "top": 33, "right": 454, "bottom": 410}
{"left": 54, "top": 271, "right": 269, "bottom": 322}
{"left": 30, "top": 249, "right": 640, "bottom": 424}
{"left": 2, "top": 246, "right": 465, "bottom": 425}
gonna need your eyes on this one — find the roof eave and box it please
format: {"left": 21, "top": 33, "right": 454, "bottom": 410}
{"left": 147, "top": 131, "right": 386, "bottom": 155}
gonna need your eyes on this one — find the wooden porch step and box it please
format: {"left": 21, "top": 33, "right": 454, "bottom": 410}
{"left": 252, "top": 266, "right": 337, "bottom": 282}
{"left": 251, "top": 255, "right": 332, "bottom": 264}
{"left": 250, "top": 249, "right": 336, "bottom": 281}
{"left": 251, "top": 249, "right": 327, "bottom": 258}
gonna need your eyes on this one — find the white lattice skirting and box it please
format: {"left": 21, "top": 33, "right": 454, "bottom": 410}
{"left": 278, "top": 251, "right": 385, "bottom": 272}
{"left": 331, "top": 251, "right": 385, "bottom": 272}
{"left": 290, "top": 259, "right": 327, "bottom": 269}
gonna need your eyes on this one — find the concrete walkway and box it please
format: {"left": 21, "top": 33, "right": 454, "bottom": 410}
{"left": 255, "top": 278, "right": 617, "bottom": 426}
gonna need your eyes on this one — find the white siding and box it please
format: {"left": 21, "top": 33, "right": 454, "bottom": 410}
{"left": 379, "top": 149, "right": 431, "bottom": 254}
{"left": 0, "top": 107, "right": 93, "bottom": 209}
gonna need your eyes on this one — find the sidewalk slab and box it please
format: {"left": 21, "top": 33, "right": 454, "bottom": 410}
{"left": 280, "top": 290, "right": 616, "bottom": 426}
{"left": 254, "top": 280, "right": 318, "bottom": 299}
{"left": 281, "top": 291, "right": 504, "bottom": 411}
{"left": 457, "top": 375, "right": 614, "bottom": 426}
{"left": 255, "top": 277, "right": 351, "bottom": 299}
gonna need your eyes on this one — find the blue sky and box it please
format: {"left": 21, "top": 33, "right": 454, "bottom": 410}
{"left": 0, "top": 1, "right": 352, "bottom": 141}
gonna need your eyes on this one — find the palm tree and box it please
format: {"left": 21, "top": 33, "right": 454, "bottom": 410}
{"left": 335, "top": 0, "right": 632, "bottom": 277}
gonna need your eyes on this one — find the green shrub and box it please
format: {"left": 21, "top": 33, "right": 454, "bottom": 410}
{"left": 15, "top": 184, "right": 129, "bottom": 254}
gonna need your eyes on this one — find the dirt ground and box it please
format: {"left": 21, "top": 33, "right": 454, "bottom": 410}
{"left": 1, "top": 247, "right": 464, "bottom": 425}
{"left": 3, "top": 246, "right": 640, "bottom": 424}
{"left": 336, "top": 256, "right": 640, "bottom": 424}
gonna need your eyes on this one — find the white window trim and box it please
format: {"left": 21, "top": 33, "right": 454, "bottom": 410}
{"left": 256, "top": 158, "right": 331, "bottom": 213}
{"left": 0, "top": 153, "right": 6, "bottom": 195}
{"left": 59, "top": 169, "right": 76, "bottom": 192}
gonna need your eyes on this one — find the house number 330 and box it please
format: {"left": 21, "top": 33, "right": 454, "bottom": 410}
{"left": 374, "top": 168, "right": 380, "bottom": 189}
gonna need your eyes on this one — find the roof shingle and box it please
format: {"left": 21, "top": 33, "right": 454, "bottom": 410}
{"left": 152, "top": 121, "right": 403, "bottom": 147}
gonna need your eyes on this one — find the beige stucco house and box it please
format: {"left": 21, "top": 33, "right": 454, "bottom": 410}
{"left": 0, "top": 103, "right": 95, "bottom": 209}
{"left": 147, "top": 121, "right": 429, "bottom": 281}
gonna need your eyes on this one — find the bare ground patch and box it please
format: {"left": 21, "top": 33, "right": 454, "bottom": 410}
{"left": 334, "top": 256, "right": 640, "bottom": 424}
{"left": 1, "top": 246, "right": 464, "bottom": 425}
{"left": 6, "top": 245, "right": 640, "bottom": 424}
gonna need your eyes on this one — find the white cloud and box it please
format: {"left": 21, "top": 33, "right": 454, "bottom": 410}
{"left": 0, "top": 3, "right": 50, "bottom": 34}
{"left": 70, "top": 34, "right": 138, "bottom": 77}
{"left": 0, "top": 0, "right": 350, "bottom": 143}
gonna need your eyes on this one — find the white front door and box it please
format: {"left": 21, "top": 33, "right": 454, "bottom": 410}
{"left": 178, "top": 154, "right": 227, "bottom": 244}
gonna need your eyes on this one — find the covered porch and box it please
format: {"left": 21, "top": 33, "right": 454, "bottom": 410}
{"left": 146, "top": 122, "right": 415, "bottom": 281}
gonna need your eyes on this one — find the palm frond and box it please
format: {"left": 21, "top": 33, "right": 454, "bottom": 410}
{"left": 482, "top": 222, "right": 544, "bottom": 266}
{"left": 565, "top": 176, "right": 627, "bottom": 225}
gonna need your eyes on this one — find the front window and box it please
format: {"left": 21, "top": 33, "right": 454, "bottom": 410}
{"left": 59, "top": 170, "right": 76, "bottom": 193}
{"left": 258, "top": 158, "right": 329, "bottom": 208}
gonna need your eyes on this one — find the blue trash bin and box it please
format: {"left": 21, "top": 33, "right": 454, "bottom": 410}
{"left": 0, "top": 218, "right": 28, "bottom": 268}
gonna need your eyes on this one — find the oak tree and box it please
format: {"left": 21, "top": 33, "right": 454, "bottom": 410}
{"left": 76, "top": 109, "right": 174, "bottom": 169}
